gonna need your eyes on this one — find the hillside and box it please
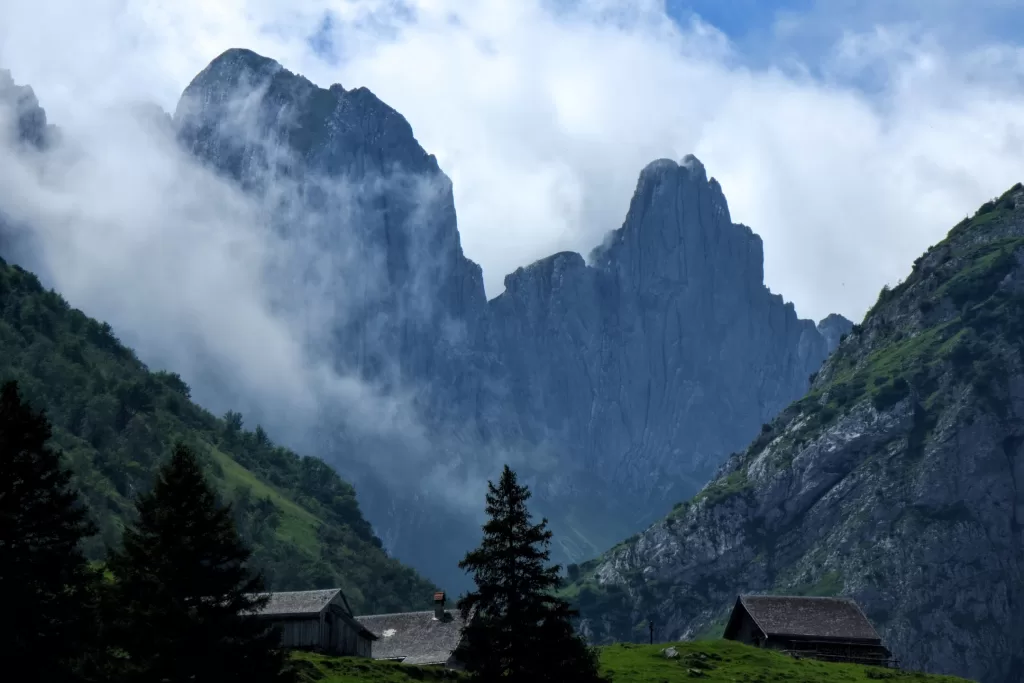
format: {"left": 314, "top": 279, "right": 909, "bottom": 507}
{"left": 0, "top": 255, "right": 435, "bottom": 613}
{"left": 291, "top": 640, "right": 973, "bottom": 683}
{"left": 568, "top": 186, "right": 1024, "bottom": 683}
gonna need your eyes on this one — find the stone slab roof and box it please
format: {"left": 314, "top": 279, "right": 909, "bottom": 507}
{"left": 252, "top": 588, "right": 342, "bottom": 617}
{"left": 737, "top": 595, "right": 882, "bottom": 642}
{"left": 356, "top": 609, "right": 467, "bottom": 665}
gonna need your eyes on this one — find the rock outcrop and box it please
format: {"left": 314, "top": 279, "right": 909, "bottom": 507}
{"left": 571, "top": 186, "right": 1024, "bottom": 683}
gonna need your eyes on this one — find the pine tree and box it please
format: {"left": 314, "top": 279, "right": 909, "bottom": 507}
{"left": 456, "top": 465, "right": 605, "bottom": 683}
{"left": 107, "top": 443, "right": 291, "bottom": 683}
{"left": 0, "top": 380, "right": 99, "bottom": 682}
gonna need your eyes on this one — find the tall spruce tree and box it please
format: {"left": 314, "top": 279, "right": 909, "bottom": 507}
{"left": 456, "top": 465, "right": 604, "bottom": 683}
{"left": 0, "top": 380, "right": 99, "bottom": 682}
{"left": 107, "top": 443, "right": 291, "bottom": 683}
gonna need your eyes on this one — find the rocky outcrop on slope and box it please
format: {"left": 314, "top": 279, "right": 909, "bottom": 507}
{"left": 571, "top": 186, "right": 1024, "bottom": 683}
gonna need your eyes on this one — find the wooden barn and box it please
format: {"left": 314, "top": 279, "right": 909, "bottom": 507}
{"left": 723, "top": 594, "right": 894, "bottom": 667}
{"left": 251, "top": 588, "right": 376, "bottom": 657}
{"left": 355, "top": 592, "right": 470, "bottom": 669}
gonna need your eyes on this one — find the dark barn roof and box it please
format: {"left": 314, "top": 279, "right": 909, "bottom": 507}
{"left": 726, "top": 595, "right": 882, "bottom": 643}
{"left": 250, "top": 588, "right": 375, "bottom": 640}
{"left": 252, "top": 588, "right": 343, "bottom": 617}
{"left": 356, "top": 609, "right": 467, "bottom": 666}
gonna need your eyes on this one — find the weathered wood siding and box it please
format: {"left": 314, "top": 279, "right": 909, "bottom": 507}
{"left": 325, "top": 605, "right": 372, "bottom": 656}
{"left": 274, "top": 618, "right": 322, "bottom": 649}
{"left": 262, "top": 592, "right": 372, "bottom": 657}
{"left": 731, "top": 610, "right": 762, "bottom": 645}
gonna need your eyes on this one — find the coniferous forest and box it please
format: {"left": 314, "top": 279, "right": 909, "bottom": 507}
{"left": 1, "top": 374, "right": 602, "bottom": 682}
{"left": 0, "top": 257, "right": 434, "bottom": 614}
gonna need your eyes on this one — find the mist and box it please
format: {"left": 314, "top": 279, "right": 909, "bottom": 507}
{"left": 0, "top": 65, "right": 505, "bottom": 545}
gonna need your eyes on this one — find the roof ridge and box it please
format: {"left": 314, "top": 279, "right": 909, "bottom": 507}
{"left": 742, "top": 594, "right": 855, "bottom": 601}
{"left": 356, "top": 609, "right": 443, "bottom": 618}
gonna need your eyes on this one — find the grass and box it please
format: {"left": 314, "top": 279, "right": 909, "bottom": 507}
{"left": 693, "top": 469, "right": 752, "bottom": 507}
{"left": 207, "top": 445, "right": 322, "bottom": 554}
{"left": 291, "top": 652, "right": 464, "bottom": 682}
{"left": 598, "top": 640, "right": 973, "bottom": 683}
{"left": 293, "top": 641, "right": 975, "bottom": 683}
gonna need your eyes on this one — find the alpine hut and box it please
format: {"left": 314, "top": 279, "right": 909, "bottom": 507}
{"left": 723, "top": 594, "right": 894, "bottom": 667}
{"left": 251, "top": 588, "right": 376, "bottom": 657}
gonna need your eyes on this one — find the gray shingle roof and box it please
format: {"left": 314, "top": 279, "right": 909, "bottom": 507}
{"left": 252, "top": 589, "right": 342, "bottom": 617}
{"left": 739, "top": 595, "right": 882, "bottom": 642}
{"left": 355, "top": 610, "right": 467, "bottom": 665}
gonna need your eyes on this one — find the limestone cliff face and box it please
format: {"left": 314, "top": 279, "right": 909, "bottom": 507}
{"left": 0, "top": 55, "right": 847, "bottom": 592}
{"left": 572, "top": 187, "right": 1024, "bottom": 683}
{"left": 174, "top": 48, "right": 494, "bottom": 395}
{"left": 0, "top": 69, "right": 53, "bottom": 149}
{"left": 491, "top": 156, "right": 834, "bottom": 513}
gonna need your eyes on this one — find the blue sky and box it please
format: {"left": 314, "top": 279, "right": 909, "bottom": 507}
{"left": 668, "top": 0, "right": 1024, "bottom": 47}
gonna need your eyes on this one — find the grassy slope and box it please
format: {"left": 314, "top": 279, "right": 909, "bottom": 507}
{"left": 293, "top": 640, "right": 974, "bottom": 683}
{"left": 0, "top": 257, "right": 435, "bottom": 613}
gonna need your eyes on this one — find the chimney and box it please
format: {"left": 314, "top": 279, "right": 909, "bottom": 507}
{"left": 433, "top": 592, "right": 446, "bottom": 620}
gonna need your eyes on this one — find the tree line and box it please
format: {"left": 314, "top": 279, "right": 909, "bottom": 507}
{"left": 1, "top": 379, "right": 604, "bottom": 683}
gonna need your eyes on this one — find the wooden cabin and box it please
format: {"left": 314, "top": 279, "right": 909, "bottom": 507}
{"left": 723, "top": 595, "right": 894, "bottom": 667}
{"left": 251, "top": 588, "right": 376, "bottom": 657}
{"left": 355, "top": 592, "right": 469, "bottom": 669}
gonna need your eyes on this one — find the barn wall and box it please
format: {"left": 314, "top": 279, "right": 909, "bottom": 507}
{"left": 774, "top": 638, "right": 890, "bottom": 663}
{"left": 273, "top": 618, "right": 322, "bottom": 649}
{"left": 730, "top": 611, "right": 761, "bottom": 646}
{"left": 357, "top": 634, "right": 372, "bottom": 658}
{"left": 325, "top": 608, "right": 372, "bottom": 657}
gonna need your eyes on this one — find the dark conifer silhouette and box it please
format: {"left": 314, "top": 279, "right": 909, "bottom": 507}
{"left": 107, "top": 443, "right": 291, "bottom": 683}
{"left": 456, "top": 464, "right": 604, "bottom": 683}
{"left": 0, "top": 380, "right": 99, "bottom": 682}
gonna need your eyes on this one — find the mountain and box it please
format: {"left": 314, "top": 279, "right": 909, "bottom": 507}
{"left": 567, "top": 187, "right": 1024, "bottom": 683}
{"left": 169, "top": 49, "right": 851, "bottom": 586}
{"left": 0, "top": 254, "right": 436, "bottom": 613}
{"left": 0, "top": 51, "right": 849, "bottom": 592}
{"left": 491, "top": 156, "right": 840, "bottom": 511}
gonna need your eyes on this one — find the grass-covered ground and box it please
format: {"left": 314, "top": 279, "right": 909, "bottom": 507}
{"left": 292, "top": 640, "right": 974, "bottom": 683}
{"left": 291, "top": 652, "right": 463, "bottom": 682}
{"left": 599, "top": 641, "right": 972, "bottom": 683}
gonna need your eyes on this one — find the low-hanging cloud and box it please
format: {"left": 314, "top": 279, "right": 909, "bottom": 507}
{"left": 4, "top": 1, "right": 1023, "bottom": 324}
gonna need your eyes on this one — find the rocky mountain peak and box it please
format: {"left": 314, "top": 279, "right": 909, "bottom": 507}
{"left": 175, "top": 47, "right": 439, "bottom": 185}
{"left": 816, "top": 313, "right": 854, "bottom": 354}
{"left": 502, "top": 251, "right": 589, "bottom": 294}
{"left": 592, "top": 155, "right": 760, "bottom": 301}
{"left": 0, "top": 69, "right": 53, "bottom": 149}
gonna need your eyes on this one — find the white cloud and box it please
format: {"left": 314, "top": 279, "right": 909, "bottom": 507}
{"left": 2, "top": 1, "right": 1024, "bottom": 325}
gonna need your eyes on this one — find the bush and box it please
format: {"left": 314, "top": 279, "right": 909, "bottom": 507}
{"left": 872, "top": 377, "right": 910, "bottom": 412}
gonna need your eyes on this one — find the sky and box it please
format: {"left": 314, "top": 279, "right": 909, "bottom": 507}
{"left": 2, "top": 1, "right": 1024, "bottom": 325}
